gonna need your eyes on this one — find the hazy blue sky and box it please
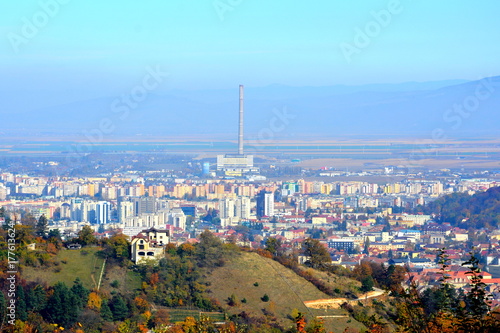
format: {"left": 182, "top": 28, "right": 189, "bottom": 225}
{"left": 1, "top": 0, "right": 499, "bottom": 94}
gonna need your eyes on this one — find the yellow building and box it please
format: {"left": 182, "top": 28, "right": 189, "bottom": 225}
{"left": 131, "top": 228, "right": 170, "bottom": 264}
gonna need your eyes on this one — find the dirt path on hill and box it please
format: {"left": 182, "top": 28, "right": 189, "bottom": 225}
{"left": 304, "top": 287, "right": 385, "bottom": 309}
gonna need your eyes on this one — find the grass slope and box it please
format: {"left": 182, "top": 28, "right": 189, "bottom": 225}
{"left": 22, "top": 247, "right": 142, "bottom": 294}
{"left": 207, "top": 251, "right": 366, "bottom": 332}
{"left": 22, "top": 247, "right": 105, "bottom": 289}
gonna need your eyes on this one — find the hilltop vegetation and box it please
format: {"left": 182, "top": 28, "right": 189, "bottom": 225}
{"left": 415, "top": 186, "right": 500, "bottom": 229}
{"left": 3, "top": 205, "right": 500, "bottom": 332}
{"left": 206, "top": 251, "right": 366, "bottom": 332}
{"left": 1, "top": 217, "right": 371, "bottom": 332}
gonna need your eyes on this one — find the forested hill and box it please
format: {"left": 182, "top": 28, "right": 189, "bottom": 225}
{"left": 415, "top": 186, "right": 500, "bottom": 229}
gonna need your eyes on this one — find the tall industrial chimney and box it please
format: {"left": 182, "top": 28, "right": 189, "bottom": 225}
{"left": 238, "top": 85, "right": 244, "bottom": 155}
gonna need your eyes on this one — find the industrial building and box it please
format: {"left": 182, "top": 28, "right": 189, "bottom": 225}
{"left": 217, "top": 85, "right": 259, "bottom": 177}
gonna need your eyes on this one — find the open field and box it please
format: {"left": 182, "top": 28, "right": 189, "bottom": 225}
{"left": 100, "top": 261, "right": 143, "bottom": 295}
{"left": 207, "top": 251, "right": 366, "bottom": 332}
{"left": 22, "top": 247, "right": 105, "bottom": 289}
{"left": 0, "top": 136, "right": 500, "bottom": 159}
{"left": 2, "top": 137, "right": 499, "bottom": 170}
{"left": 295, "top": 157, "right": 500, "bottom": 170}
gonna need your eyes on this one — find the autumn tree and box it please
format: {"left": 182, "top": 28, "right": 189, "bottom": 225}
{"left": 134, "top": 296, "right": 150, "bottom": 312}
{"left": 22, "top": 212, "right": 37, "bottom": 227}
{"left": 353, "top": 261, "right": 373, "bottom": 280}
{"left": 295, "top": 312, "right": 306, "bottom": 333}
{"left": 102, "top": 232, "right": 130, "bottom": 262}
{"left": 177, "top": 243, "right": 195, "bottom": 257}
{"left": 87, "top": 292, "right": 102, "bottom": 310}
{"left": 307, "top": 318, "right": 326, "bottom": 333}
{"left": 152, "top": 308, "right": 170, "bottom": 326}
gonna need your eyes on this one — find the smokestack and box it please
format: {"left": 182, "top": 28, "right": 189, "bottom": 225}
{"left": 238, "top": 84, "right": 244, "bottom": 155}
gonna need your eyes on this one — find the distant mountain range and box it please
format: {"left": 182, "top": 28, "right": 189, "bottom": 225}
{"left": 2, "top": 77, "right": 499, "bottom": 139}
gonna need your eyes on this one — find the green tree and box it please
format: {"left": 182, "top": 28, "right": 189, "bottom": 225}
{"left": 302, "top": 238, "right": 331, "bottom": 269}
{"left": 0, "top": 291, "right": 5, "bottom": 320}
{"left": 47, "top": 229, "right": 61, "bottom": 241}
{"left": 110, "top": 294, "right": 129, "bottom": 321}
{"left": 360, "top": 276, "right": 374, "bottom": 293}
{"left": 363, "top": 237, "right": 370, "bottom": 255}
{"left": 36, "top": 214, "right": 48, "bottom": 237}
{"left": 71, "top": 277, "right": 89, "bottom": 310}
{"left": 459, "top": 251, "right": 491, "bottom": 323}
{"left": 100, "top": 300, "right": 114, "bottom": 322}
{"left": 77, "top": 225, "right": 98, "bottom": 246}
{"left": 0, "top": 207, "right": 10, "bottom": 230}
{"left": 16, "top": 285, "right": 28, "bottom": 321}
{"left": 195, "top": 230, "right": 225, "bottom": 268}
{"left": 395, "top": 249, "right": 500, "bottom": 332}
{"left": 44, "top": 282, "right": 79, "bottom": 327}
{"left": 102, "top": 232, "right": 130, "bottom": 262}
{"left": 264, "top": 237, "right": 282, "bottom": 257}
{"left": 227, "top": 294, "right": 238, "bottom": 306}
{"left": 25, "top": 284, "right": 47, "bottom": 313}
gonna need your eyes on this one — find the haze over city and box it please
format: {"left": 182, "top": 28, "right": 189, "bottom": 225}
{"left": 1, "top": 1, "right": 499, "bottom": 141}
{"left": 2, "top": 1, "right": 500, "bottom": 332}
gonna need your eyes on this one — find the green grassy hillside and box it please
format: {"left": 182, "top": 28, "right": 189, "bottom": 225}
{"left": 22, "top": 247, "right": 142, "bottom": 294}
{"left": 21, "top": 246, "right": 367, "bottom": 331}
{"left": 206, "top": 251, "right": 366, "bottom": 332}
{"left": 22, "top": 247, "right": 105, "bottom": 289}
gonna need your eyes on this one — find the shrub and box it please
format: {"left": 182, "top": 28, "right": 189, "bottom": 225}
{"left": 261, "top": 294, "right": 269, "bottom": 302}
{"left": 227, "top": 294, "right": 238, "bottom": 307}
